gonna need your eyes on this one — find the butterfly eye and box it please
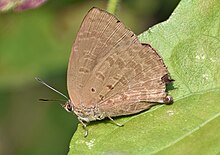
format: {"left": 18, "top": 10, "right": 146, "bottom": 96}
{"left": 66, "top": 104, "right": 72, "bottom": 112}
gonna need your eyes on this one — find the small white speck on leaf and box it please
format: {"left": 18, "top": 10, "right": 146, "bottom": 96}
{"left": 75, "top": 139, "right": 85, "bottom": 144}
{"left": 167, "top": 110, "right": 175, "bottom": 116}
{"left": 85, "top": 139, "right": 96, "bottom": 149}
{"left": 202, "top": 74, "right": 209, "bottom": 80}
{"left": 201, "top": 55, "right": 205, "bottom": 59}
{"left": 210, "top": 58, "right": 216, "bottom": 62}
{"left": 195, "top": 54, "right": 206, "bottom": 60}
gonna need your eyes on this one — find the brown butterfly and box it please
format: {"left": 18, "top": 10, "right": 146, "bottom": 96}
{"left": 37, "top": 7, "right": 173, "bottom": 137}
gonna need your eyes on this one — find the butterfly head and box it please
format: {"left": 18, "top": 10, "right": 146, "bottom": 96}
{"left": 63, "top": 100, "right": 74, "bottom": 112}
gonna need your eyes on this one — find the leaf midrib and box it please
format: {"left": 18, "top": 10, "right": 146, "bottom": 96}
{"left": 151, "top": 104, "right": 220, "bottom": 154}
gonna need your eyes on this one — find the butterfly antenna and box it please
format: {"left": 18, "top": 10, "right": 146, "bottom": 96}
{"left": 39, "top": 98, "right": 67, "bottom": 102}
{"left": 35, "top": 77, "right": 69, "bottom": 100}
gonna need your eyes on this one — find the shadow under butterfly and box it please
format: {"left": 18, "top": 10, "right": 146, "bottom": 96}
{"left": 36, "top": 7, "right": 174, "bottom": 137}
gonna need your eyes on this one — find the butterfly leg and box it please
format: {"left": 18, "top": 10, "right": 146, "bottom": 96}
{"left": 78, "top": 118, "right": 88, "bottom": 137}
{"left": 107, "top": 115, "right": 124, "bottom": 127}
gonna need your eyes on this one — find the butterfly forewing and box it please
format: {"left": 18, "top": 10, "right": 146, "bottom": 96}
{"left": 68, "top": 8, "right": 117, "bottom": 105}
{"left": 68, "top": 7, "right": 136, "bottom": 106}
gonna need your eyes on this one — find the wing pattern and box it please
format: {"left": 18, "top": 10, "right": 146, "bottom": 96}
{"left": 67, "top": 8, "right": 172, "bottom": 117}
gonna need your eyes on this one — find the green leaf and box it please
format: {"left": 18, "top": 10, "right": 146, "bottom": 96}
{"left": 69, "top": 0, "right": 220, "bottom": 154}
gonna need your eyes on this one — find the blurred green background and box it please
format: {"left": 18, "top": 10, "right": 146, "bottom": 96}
{"left": 0, "top": 0, "right": 179, "bottom": 154}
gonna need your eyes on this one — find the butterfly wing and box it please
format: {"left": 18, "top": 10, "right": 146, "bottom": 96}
{"left": 68, "top": 7, "right": 172, "bottom": 115}
{"left": 68, "top": 7, "right": 136, "bottom": 106}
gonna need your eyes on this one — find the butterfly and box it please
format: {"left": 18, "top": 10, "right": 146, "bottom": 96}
{"left": 37, "top": 7, "right": 173, "bottom": 137}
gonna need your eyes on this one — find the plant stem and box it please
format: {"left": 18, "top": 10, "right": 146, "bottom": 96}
{"left": 107, "top": 0, "right": 120, "bottom": 15}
